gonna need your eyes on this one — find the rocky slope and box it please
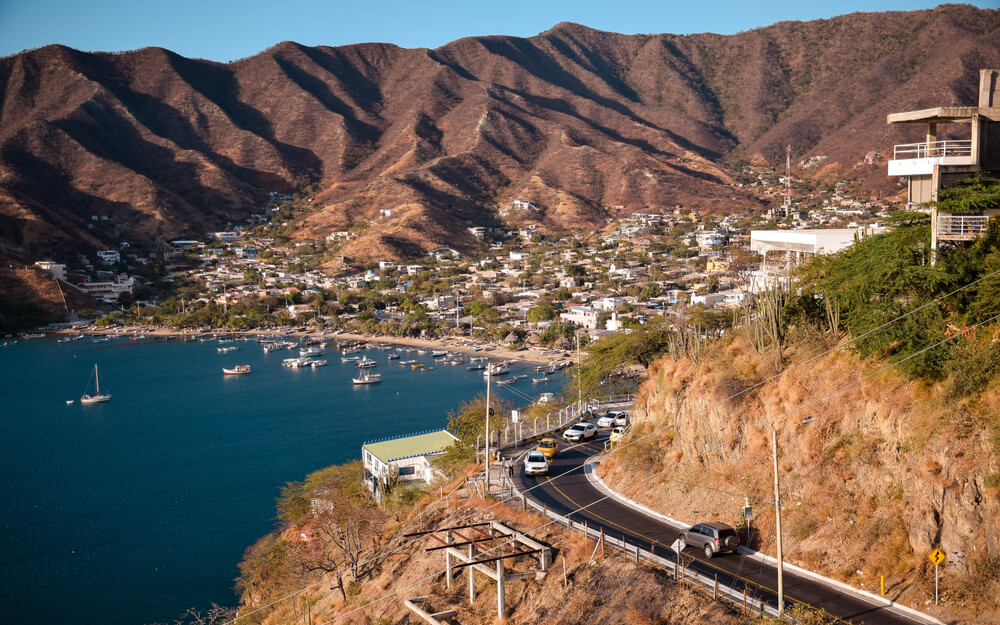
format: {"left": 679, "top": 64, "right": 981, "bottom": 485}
{"left": 1, "top": 5, "right": 999, "bottom": 260}
{"left": 598, "top": 333, "right": 1000, "bottom": 622}
{"left": 237, "top": 490, "right": 742, "bottom": 625}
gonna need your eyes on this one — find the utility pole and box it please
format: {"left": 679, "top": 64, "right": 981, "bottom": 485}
{"left": 485, "top": 365, "right": 492, "bottom": 492}
{"left": 772, "top": 430, "right": 785, "bottom": 615}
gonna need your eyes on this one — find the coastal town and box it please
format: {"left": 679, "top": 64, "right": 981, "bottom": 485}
{"left": 18, "top": 162, "right": 898, "bottom": 350}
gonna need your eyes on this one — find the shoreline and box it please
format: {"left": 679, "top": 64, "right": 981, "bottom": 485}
{"left": 51, "top": 326, "right": 575, "bottom": 366}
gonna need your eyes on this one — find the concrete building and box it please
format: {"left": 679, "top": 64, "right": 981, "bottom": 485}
{"left": 560, "top": 305, "right": 599, "bottom": 330}
{"left": 96, "top": 250, "right": 120, "bottom": 264}
{"left": 78, "top": 275, "right": 134, "bottom": 302}
{"left": 34, "top": 261, "right": 67, "bottom": 281}
{"left": 362, "top": 430, "right": 459, "bottom": 488}
{"left": 886, "top": 68, "right": 1000, "bottom": 261}
{"left": 750, "top": 229, "right": 869, "bottom": 271}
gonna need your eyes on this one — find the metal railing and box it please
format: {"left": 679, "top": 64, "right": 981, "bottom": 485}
{"left": 478, "top": 395, "right": 637, "bottom": 454}
{"left": 892, "top": 140, "right": 972, "bottom": 161}
{"left": 937, "top": 214, "right": 990, "bottom": 239}
{"left": 504, "top": 478, "right": 781, "bottom": 620}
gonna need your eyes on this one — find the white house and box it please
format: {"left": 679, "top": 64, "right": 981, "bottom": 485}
{"left": 560, "top": 305, "right": 599, "bottom": 330}
{"left": 34, "top": 261, "right": 67, "bottom": 281}
{"left": 96, "top": 250, "right": 121, "bottom": 264}
{"left": 362, "top": 430, "right": 459, "bottom": 489}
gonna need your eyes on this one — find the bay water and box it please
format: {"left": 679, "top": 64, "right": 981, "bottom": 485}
{"left": 0, "top": 336, "right": 563, "bottom": 625}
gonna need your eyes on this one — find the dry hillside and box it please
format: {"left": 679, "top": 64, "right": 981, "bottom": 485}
{"left": 598, "top": 333, "right": 1000, "bottom": 624}
{"left": 1, "top": 5, "right": 998, "bottom": 260}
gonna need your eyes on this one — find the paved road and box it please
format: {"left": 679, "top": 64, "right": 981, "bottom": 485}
{"left": 505, "top": 434, "right": 934, "bottom": 625}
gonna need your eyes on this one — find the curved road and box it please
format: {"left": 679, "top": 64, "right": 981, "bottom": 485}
{"left": 507, "top": 434, "right": 934, "bottom": 625}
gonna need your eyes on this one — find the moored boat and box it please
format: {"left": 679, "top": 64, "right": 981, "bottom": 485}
{"left": 223, "top": 364, "right": 252, "bottom": 375}
{"left": 352, "top": 370, "right": 382, "bottom": 384}
{"left": 80, "top": 364, "right": 111, "bottom": 404}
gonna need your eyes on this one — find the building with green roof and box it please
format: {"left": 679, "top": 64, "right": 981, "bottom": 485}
{"left": 362, "top": 429, "right": 459, "bottom": 487}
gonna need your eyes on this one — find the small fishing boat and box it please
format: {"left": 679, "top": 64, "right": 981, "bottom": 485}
{"left": 532, "top": 377, "right": 550, "bottom": 383}
{"left": 387, "top": 353, "right": 400, "bottom": 360}
{"left": 411, "top": 363, "right": 424, "bottom": 369}
{"left": 223, "top": 364, "right": 252, "bottom": 375}
{"left": 400, "top": 359, "right": 417, "bottom": 365}
{"left": 466, "top": 365, "right": 485, "bottom": 371}
{"left": 355, "top": 357, "right": 377, "bottom": 368}
{"left": 310, "top": 359, "right": 327, "bottom": 367}
{"left": 496, "top": 378, "right": 515, "bottom": 386}
{"left": 217, "top": 346, "right": 239, "bottom": 353}
{"left": 352, "top": 370, "right": 382, "bottom": 385}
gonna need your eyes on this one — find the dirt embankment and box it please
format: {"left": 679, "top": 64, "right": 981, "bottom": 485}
{"left": 0, "top": 260, "right": 96, "bottom": 332}
{"left": 238, "top": 492, "right": 741, "bottom": 625}
{"left": 598, "top": 334, "right": 1000, "bottom": 623}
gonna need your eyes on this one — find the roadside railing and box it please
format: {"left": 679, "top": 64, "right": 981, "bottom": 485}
{"left": 502, "top": 474, "right": 781, "bottom": 620}
{"left": 478, "top": 394, "right": 637, "bottom": 454}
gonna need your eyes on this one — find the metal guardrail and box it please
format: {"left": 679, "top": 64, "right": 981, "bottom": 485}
{"left": 504, "top": 477, "right": 780, "bottom": 620}
{"left": 479, "top": 395, "right": 637, "bottom": 452}
{"left": 893, "top": 140, "right": 972, "bottom": 160}
{"left": 937, "top": 214, "right": 989, "bottom": 239}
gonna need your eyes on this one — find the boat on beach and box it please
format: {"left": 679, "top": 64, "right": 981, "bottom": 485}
{"left": 80, "top": 364, "right": 111, "bottom": 404}
{"left": 223, "top": 364, "right": 252, "bottom": 375}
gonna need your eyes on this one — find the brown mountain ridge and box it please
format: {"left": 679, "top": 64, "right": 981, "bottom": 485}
{"left": 1, "top": 4, "right": 998, "bottom": 260}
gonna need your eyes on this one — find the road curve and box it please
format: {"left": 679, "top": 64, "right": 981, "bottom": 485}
{"left": 506, "top": 435, "right": 936, "bottom": 625}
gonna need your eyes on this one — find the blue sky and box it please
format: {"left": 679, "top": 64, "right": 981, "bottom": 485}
{"left": 0, "top": 0, "right": 996, "bottom": 62}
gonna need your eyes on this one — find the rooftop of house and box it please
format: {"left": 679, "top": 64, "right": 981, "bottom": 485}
{"left": 363, "top": 429, "right": 459, "bottom": 465}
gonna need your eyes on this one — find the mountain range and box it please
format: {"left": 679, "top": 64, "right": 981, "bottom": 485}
{"left": 1, "top": 4, "right": 998, "bottom": 261}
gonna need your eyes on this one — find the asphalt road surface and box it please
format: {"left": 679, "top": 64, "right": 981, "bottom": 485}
{"left": 506, "top": 433, "right": 934, "bottom": 625}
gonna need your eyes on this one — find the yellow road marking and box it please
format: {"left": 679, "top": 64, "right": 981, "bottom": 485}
{"left": 542, "top": 475, "right": 852, "bottom": 625}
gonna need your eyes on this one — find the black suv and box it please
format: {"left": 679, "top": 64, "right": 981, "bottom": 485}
{"left": 679, "top": 521, "right": 740, "bottom": 558}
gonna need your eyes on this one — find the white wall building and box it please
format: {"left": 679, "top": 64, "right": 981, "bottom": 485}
{"left": 362, "top": 430, "right": 459, "bottom": 489}
{"left": 96, "top": 250, "right": 121, "bottom": 264}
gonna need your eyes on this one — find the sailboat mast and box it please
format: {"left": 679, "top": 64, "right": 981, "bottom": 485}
{"left": 94, "top": 365, "right": 100, "bottom": 395}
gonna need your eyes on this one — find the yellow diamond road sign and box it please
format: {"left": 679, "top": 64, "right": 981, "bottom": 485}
{"left": 928, "top": 549, "right": 946, "bottom": 566}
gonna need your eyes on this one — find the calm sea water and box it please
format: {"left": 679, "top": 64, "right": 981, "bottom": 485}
{"left": 0, "top": 336, "right": 564, "bottom": 625}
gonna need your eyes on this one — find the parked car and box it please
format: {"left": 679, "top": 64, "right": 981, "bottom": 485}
{"left": 523, "top": 451, "right": 550, "bottom": 476}
{"left": 536, "top": 437, "right": 559, "bottom": 459}
{"left": 597, "top": 411, "right": 629, "bottom": 428}
{"left": 562, "top": 422, "right": 598, "bottom": 442}
{"left": 679, "top": 522, "right": 740, "bottom": 558}
{"left": 609, "top": 426, "right": 627, "bottom": 444}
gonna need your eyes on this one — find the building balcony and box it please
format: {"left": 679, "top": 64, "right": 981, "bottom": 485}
{"left": 937, "top": 214, "right": 990, "bottom": 241}
{"left": 887, "top": 140, "right": 974, "bottom": 176}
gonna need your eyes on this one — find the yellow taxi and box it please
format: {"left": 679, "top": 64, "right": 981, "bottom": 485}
{"left": 536, "top": 437, "right": 559, "bottom": 459}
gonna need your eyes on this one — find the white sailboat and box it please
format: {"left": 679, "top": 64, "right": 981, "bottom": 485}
{"left": 80, "top": 364, "right": 111, "bottom": 404}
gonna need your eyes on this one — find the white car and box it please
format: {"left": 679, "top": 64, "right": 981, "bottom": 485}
{"left": 563, "top": 422, "right": 598, "bottom": 442}
{"left": 524, "top": 451, "right": 550, "bottom": 476}
{"left": 597, "top": 411, "right": 629, "bottom": 428}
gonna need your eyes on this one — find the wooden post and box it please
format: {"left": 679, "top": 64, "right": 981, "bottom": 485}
{"left": 445, "top": 531, "right": 454, "bottom": 589}
{"left": 562, "top": 558, "right": 567, "bottom": 588}
{"left": 714, "top": 574, "right": 718, "bottom": 600}
{"left": 600, "top": 527, "right": 605, "bottom": 558}
{"left": 306, "top": 595, "right": 312, "bottom": 625}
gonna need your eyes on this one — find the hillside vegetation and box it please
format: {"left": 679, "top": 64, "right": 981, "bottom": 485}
{"left": 596, "top": 213, "right": 1000, "bottom": 622}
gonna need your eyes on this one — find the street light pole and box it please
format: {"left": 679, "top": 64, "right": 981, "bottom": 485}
{"left": 485, "top": 365, "right": 492, "bottom": 492}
